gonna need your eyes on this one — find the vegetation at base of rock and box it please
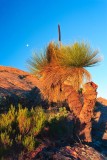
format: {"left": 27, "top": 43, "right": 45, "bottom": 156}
{"left": 0, "top": 105, "right": 71, "bottom": 158}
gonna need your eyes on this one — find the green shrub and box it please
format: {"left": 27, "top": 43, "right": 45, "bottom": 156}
{"left": 17, "top": 106, "right": 31, "bottom": 135}
{"left": 0, "top": 105, "right": 16, "bottom": 132}
{"left": 0, "top": 131, "right": 13, "bottom": 147}
{"left": 0, "top": 105, "right": 73, "bottom": 158}
{"left": 22, "top": 135, "right": 35, "bottom": 151}
{"left": 17, "top": 105, "right": 46, "bottom": 136}
{"left": 0, "top": 131, "right": 13, "bottom": 157}
{"left": 48, "top": 107, "right": 68, "bottom": 122}
{"left": 15, "top": 134, "right": 22, "bottom": 145}
{"left": 30, "top": 107, "right": 46, "bottom": 136}
{"left": 0, "top": 104, "right": 46, "bottom": 157}
{"left": 46, "top": 107, "right": 73, "bottom": 139}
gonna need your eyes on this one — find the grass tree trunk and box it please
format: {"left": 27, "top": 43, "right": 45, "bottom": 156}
{"left": 62, "top": 84, "right": 82, "bottom": 116}
{"left": 63, "top": 82, "right": 98, "bottom": 142}
{"left": 78, "top": 82, "right": 98, "bottom": 142}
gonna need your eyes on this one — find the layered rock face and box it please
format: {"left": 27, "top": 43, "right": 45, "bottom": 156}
{"left": 0, "top": 66, "right": 44, "bottom": 111}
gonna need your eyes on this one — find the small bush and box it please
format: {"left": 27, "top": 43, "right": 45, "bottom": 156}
{"left": 0, "top": 131, "right": 13, "bottom": 147}
{"left": 15, "top": 134, "right": 22, "bottom": 145}
{"left": 30, "top": 107, "right": 46, "bottom": 135}
{"left": 17, "top": 106, "right": 31, "bottom": 135}
{"left": 17, "top": 105, "right": 46, "bottom": 136}
{"left": 0, "top": 131, "right": 13, "bottom": 157}
{"left": 48, "top": 107, "right": 68, "bottom": 122}
{"left": 0, "top": 105, "right": 16, "bottom": 132}
{"left": 22, "top": 135, "right": 35, "bottom": 151}
{"left": 0, "top": 104, "right": 46, "bottom": 158}
{"left": 46, "top": 107, "right": 73, "bottom": 139}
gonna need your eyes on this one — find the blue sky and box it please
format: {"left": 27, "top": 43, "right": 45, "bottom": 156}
{"left": 0, "top": 0, "right": 107, "bottom": 98}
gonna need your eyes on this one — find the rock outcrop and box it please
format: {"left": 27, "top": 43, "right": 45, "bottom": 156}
{"left": 78, "top": 82, "right": 98, "bottom": 142}
{"left": 0, "top": 66, "right": 44, "bottom": 112}
{"left": 92, "top": 98, "right": 107, "bottom": 156}
{"left": 97, "top": 97, "right": 107, "bottom": 106}
{"left": 20, "top": 143, "right": 105, "bottom": 160}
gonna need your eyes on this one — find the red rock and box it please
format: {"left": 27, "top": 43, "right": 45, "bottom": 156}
{"left": 97, "top": 97, "right": 107, "bottom": 106}
{"left": 0, "top": 66, "right": 45, "bottom": 111}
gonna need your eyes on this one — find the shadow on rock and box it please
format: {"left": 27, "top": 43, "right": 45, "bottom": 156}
{"left": 0, "top": 86, "right": 48, "bottom": 113}
{"left": 91, "top": 101, "right": 107, "bottom": 156}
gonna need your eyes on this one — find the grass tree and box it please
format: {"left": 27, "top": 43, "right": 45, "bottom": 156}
{"left": 28, "top": 41, "right": 102, "bottom": 142}
{"left": 28, "top": 42, "right": 101, "bottom": 101}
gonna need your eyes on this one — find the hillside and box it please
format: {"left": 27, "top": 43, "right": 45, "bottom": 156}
{"left": 0, "top": 66, "right": 44, "bottom": 111}
{"left": 0, "top": 66, "right": 107, "bottom": 159}
{"left": 0, "top": 66, "right": 39, "bottom": 89}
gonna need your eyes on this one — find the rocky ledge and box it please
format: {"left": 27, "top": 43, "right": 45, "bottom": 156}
{"left": 17, "top": 142, "right": 106, "bottom": 160}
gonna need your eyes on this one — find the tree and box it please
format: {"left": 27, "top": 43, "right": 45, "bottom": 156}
{"left": 28, "top": 41, "right": 101, "bottom": 142}
{"left": 28, "top": 42, "right": 101, "bottom": 100}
